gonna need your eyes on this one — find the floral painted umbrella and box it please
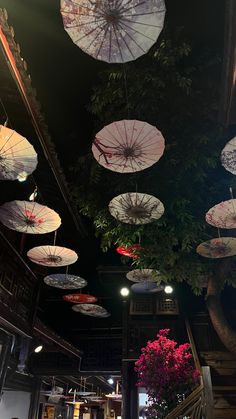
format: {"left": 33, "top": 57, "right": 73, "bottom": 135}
{"left": 61, "top": 0, "right": 166, "bottom": 63}
{"left": 44, "top": 274, "right": 87, "bottom": 289}
{"left": 206, "top": 199, "right": 236, "bottom": 229}
{"left": 109, "top": 192, "right": 164, "bottom": 224}
{"left": 126, "top": 268, "right": 160, "bottom": 283}
{"left": 92, "top": 120, "right": 165, "bottom": 173}
{"left": 221, "top": 137, "right": 236, "bottom": 175}
{"left": 27, "top": 245, "right": 78, "bottom": 267}
{"left": 116, "top": 244, "right": 142, "bottom": 258}
{"left": 63, "top": 293, "right": 97, "bottom": 303}
{"left": 0, "top": 125, "right": 37, "bottom": 180}
{"left": 131, "top": 281, "right": 163, "bottom": 293}
{"left": 0, "top": 200, "right": 61, "bottom": 234}
{"left": 72, "top": 303, "right": 110, "bottom": 317}
{"left": 196, "top": 237, "right": 236, "bottom": 259}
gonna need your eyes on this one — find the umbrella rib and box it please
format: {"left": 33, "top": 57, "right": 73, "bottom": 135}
{"left": 117, "top": 19, "right": 157, "bottom": 42}
{"left": 95, "top": 23, "right": 109, "bottom": 59}
{"left": 112, "top": 24, "right": 124, "bottom": 62}
{"left": 74, "top": 20, "right": 108, "bottom": 46}
{"left": 115, "top": 21, "right": 146, "bottom": 53}
{"left": 63, "top": 18, "right": 106, "bottom": 28}
{"left": 0, "top": 129, "right": 16, "bottom": 153}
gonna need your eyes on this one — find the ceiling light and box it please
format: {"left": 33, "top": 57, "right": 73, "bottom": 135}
{"left": 120, "top": 287, "right": 130, "bottom": 297}
{"left": 164, "top": 285, "right": 173, "bottom": 294}
{"left": 17, "top": 171, "right": 28, "bottom": 182}
{"left": 34, "top": 344, "right": 43, "bottom": 353}
{"left": 107, "top": 378, "right": 114, "bottom": 385}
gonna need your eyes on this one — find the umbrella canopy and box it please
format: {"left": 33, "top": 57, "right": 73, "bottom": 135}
{"left": 196, "top": 237, "right": 236, "bottom": 259}
{"left": 0, "top": 125, "right": 37, "bottom": 180}
{"left": 44, "top": 274, "right": 87, "bottom": 289}
{"left": 27, "top": 245, "right": 78, "bottom": 267}
{"left": 206, "top": 199, "right": 236, "bottom": 229}
{"left": 72, "top": 303, "right": 110, "bottom": 317}
{"left": 63, "top": 293, "right": 97, "bottom": 303}
{"left": 0, "top": 200, "right": 61, "bottom": 234}
{"left": 116, "top": 244, "right": 141, "bottom": 258}
{"left": 126, "top": 268, "right": 160, "bottom": 283}
{"left": 61, "top": 0, "right": 166, "bottom": 64}
{"left": 221, "top": 137, "right": 236, "bottom": 175}
{"left": 92, "top": 120, "right": 165, "bottom": 173}
{"left": 109, "top": 192, "right": 164, "bottom": 224}
{"left": 131, "top": 281, "right": 163, "bottom": 293}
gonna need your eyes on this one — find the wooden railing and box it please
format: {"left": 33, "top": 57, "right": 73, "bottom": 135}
{"left": 164, "top": 383, "right": 204, "bottom": 419}
{"left": 163, "top": 318, "right": 214, "bottom": 418}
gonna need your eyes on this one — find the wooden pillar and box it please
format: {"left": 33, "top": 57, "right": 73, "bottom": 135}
{"left": 121, "top": 299, "right": 130, "bottom": 419}
{"left": 0, "top": 330, "right": 14, "bottom": 396}
{"left": 28, "top": 377, "right": 41, "bottom": 419}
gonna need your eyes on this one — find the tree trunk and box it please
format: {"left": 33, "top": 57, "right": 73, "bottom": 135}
{"left": 206, "top": 260, "right": 236, "bottom": 356}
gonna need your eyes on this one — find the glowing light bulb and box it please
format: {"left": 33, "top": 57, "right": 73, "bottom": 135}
{"left": 120, "top": 287, "right": 130, "bottom": 297}
{"left": 17, "top": 171, "right": 28, "bottom": 182}
{"left": 164, "top": 285, "right": 173, "bottom": 294}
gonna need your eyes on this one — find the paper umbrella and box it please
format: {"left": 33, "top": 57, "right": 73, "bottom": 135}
{"left": 0, "top": 200, "right": 61, "bottom": 234}
{"left": 92, "top": 120, "right": 165, "bottom": 173}
{"left": 206, "top": 199, "right": 236, "bottom": 229}
{"left": 61, "top": 0, "right": 166, "bottom": 63}
{"left": 0, "top": 125, "right": 37, "bottom": 180}
{"left": 221, "top": 137, "right": 236, "bottom": 175}
{"left": 44, "top": 274, "right": 87, "bottom": 289}
{"left": 27, "top": 245, "right": 78, "bottom": 267}
{"left": 109, "top": 192, "right": 164, "bottom": 224}
{"left": 116, "top": 244, "right": 142, "bottom": 258}
{"left": 126, "top": 268, "right": 161, "bottom": 283}
{"left": 72, "top": 304, "right": 110, "bottom": 317}
{"left": 63, "top": 293, "right": 97, "bottom": 303}
{"left": 196, "top": 237, "right": 236, "bottom": 259}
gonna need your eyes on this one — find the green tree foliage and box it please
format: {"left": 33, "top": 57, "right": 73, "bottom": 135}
{"left": 71, "top": 28, "right": 236, "bottom": 293}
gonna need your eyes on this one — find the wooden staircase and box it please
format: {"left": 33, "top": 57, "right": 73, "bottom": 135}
{"left": 189, "top": 312, "right": 236, "bottom": 418}
{"left": 200, "top": 351, "right": 236, "bottom": 418}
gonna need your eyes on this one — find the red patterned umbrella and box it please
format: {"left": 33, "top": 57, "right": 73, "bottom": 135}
{"left": 61, "top": 0, "right": 166, "bottom": 63}
{"left": 27, "top": 245, "right": 78, "bottom": 267}
{"left": 196, "top": 237, "right": 236, "bottom": 259}
{"left": 0, "top": 125, "right": 37, "bottom": 180}
{"left": 92, "top": 120, "right": 165, "bottom": 173}
{"left": 116, "top": 244, "right": 142, "bottom": 258}
{"left": 0, "top": 200, "right": 61, "bottom": 234}
{"left": 206, "top": 199, "right": 236, "bottom": 229}
{"left": 63, "top": 293, "right": 97, "bottom": 303}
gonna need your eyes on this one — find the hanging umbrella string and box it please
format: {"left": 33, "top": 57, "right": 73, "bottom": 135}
{"left": 0, "top": 97, "right": 10, "bottom": 127}
{"left": 229, "top": 186, "right": 236, "bottom": 215}
{"left": 217, "top": 228, "right": 221, "bottom": 239}
{"left": 53, "top": 230, "right": 57, "bottom": 246}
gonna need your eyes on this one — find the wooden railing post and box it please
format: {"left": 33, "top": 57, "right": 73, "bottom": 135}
{"left": 202, "top": 366, "right": 214, "bottom": 419}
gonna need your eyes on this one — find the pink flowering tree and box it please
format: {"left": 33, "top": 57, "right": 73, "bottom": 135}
{"left": 135, "top": 329, "right": 200, "bottom": 418}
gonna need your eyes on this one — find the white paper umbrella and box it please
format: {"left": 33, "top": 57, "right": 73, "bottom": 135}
{"left": 196, "top": 237, "right": 236, "bottom": 259}
{"left": 44, "top": 274, "right": 87, "bottom": 289}
{"left": 109, "top": 192, "right": 164, "bottom": 224}
{"left": 0, "top": 125, "right": 37, "bottom": 180}
{"left": 92, "top": 120, "right": 165, "bottom": 173}
{"left": 206, "top": 199, "right": 236, "bottom": 229}
{"left": 61, "top": 0, "right": 166, "bottom": 63}
{"left": 126, "top": 268, "right": 160, "bottom": 283}
{"left": 221, "top": 137, "right": 236, "bottom": 175}
{"left": 72, "top": 303, "right": 110, "bottom": 317}
{"left": 0, "top": 200, "right": 61, "bottom": 234}
{"left": 27, "top": 245, "right": 78, "bottom": 267}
